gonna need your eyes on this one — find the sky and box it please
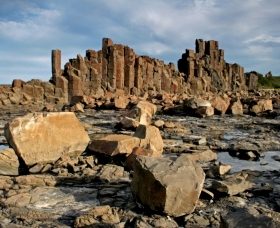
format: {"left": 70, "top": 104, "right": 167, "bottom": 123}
{"left": 1, "top": 0, "right": 280, "bottom": 84}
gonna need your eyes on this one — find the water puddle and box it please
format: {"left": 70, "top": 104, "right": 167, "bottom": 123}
{"left": 223, "top": 131, "right": 249, "bottom": 140}
{"left": 0, "top": 144, "right": 9, "bottom": 150}
{"left": 218, "top": 151, "right": 280, "bottom": 173}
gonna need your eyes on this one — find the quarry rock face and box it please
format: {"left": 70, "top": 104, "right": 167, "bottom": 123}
{"left": 131, "top": 154, "right": 205, "bottom": 217}
{"left": 4, "top": 112, "right": 90, "bottom": 166}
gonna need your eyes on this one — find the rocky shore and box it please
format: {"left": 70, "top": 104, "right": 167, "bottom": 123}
{"left": 0, "top": 92, "right": 280, "bottom": 227}
{"left": 1, "top": 38, "right": 280, "bottom": 227}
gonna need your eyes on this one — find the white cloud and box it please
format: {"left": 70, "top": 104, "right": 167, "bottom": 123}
{"left": 1, "top": 0, "right": 280, "bottom": 83}
{"left": 245, "top": 35, "right": 280, "bottom": 44}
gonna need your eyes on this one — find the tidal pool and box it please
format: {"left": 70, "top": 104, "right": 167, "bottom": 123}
{"left": 218, "top": 151, "right": 280, "bottom": 173}
{"left": 0, "top": 144, "right": 8, "bottom": 150}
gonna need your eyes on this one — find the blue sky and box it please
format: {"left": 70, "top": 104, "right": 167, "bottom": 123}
{"left": 1, "top": 0, "right": 280, "bottom": 84}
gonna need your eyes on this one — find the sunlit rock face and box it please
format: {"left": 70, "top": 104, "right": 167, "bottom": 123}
{"left": 4, "top": 112, "right": 90, "bottom": 166}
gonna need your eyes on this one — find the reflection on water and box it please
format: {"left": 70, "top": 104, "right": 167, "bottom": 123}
{"left": 218, "top": 151, "right": 280, "bottom": 173}
{"left": 0, "top": 144, "right": 9, "bottom": 150}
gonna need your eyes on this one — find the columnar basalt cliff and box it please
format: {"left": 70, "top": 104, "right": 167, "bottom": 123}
{"left": 0, "top": 38, "right": 259, "bottom": 106}
{"left": 51, "top": 38, "right": 185, "bottom": 101}
{"left": 178, "top": 39, "right": 247, "bottom": 94}
{"left": 51, "top": 38, "right": 255, "bottom": 101}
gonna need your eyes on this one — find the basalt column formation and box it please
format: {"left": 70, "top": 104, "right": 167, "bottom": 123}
{"left": 178, "top": 39, "right": 248, "bottom": 94}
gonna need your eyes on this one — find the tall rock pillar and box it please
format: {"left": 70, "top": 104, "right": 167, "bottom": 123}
{"left": 51, "top": 50, "right": 61, "bottom": 84}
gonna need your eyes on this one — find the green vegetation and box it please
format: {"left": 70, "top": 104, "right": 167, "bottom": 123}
{"left": 257, "top": 72, "right": 280, "bottom": 89}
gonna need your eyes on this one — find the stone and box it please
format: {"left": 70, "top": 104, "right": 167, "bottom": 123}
{"left": 0, "top": 176, "right": 14, "bottom": 190}
{"left": 184, "top": 98, "right": 212, "bottom": 114}
{"left": 29, "top": 163, "right": 44, "bottom": 174}
{"left": 131, "top": 154, "right": 205, "bottom": 217}
{"left": 70, "top": 103, "right": 84, "bottom": 113}
{"left": 210, "top": 95, "right": 230, "bottom": 114}
{"left": 4, "top": 112, "right": 90, "bottom": 166}
{"left": 114, "top": 96, "right": 130, "bottom": 109}
{"left": 89, "top": 134, "right": 140, "bottom": 156}
{"left": 227, "top": 98, "right": 243, "bottom": 115}
{"left": 195, "top": 106, "right": 214, "bottom": 118}
{"left": 0, "top": 148, "right": 19, "bottom": 175}
{"left": 124, "top": 147, "right": 162, "bottom": 170}
{"left": 97, "top": 164, "right": 127, "bottom": 182}
{"left": 207, "top": 163, "right": 232, "bottom": 178}
{"left": 163, "top": 121, "right": 175, "bottom": 128}
{"left": 136, "top": 100, "right": 157, "bottom": 125}
{"left": 115, "top": 107, "right": 141, "bottom": 129}
{"left": 185, "top": 149, "right": 217, "bottom": 162}
{"left": 209, "top": 173, "right": 254, "bottom": 196}
{"left": 250, "top": 99, "right": 273, "bottom": 114}
{"left": 153, "top": 120, "right": 165, "bottom": 128}
{"left": 133, "top": 125, "right": 163, "bottom": 153}
{"left": 74, "top": 205, "right": 120, "bottom": 228}
{"left": 220, "top": 207, "right": 278, "bottom": 228}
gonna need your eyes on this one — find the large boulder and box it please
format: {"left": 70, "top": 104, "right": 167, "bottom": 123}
{"left": 183, "top": 98, "right": 211, "bottom": 114}
{"left": 4, "top": 112, "right": 90, "bottom": 166}
{"left": 227, "top": 98, "right": 243, "bottom": 115}
{"left": 249, "top": 99, "right": 273, "bottom": 115}
{"left": 0, "top": 148, "right": 19, "bottom": 175}
{"left": 116, "top": 101, "right": 157, "bottom": 129}
{"left": 133, "top": 125, "right": 163, "bottom": 153}
{"left": 210, "top": 95, "right": 230, "bottom": 114}
{"left": 131, "top": 154, "right": 205, "bottom": 217}
{"left": 136, "top": 100, "right": 157, "bottom": 125}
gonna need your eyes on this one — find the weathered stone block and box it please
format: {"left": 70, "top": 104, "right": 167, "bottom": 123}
{"left": 131, "top": 154, "right": 205, "bottom": 217}
{"left": 4, "top": 112, "right": 90, "bottom": 166}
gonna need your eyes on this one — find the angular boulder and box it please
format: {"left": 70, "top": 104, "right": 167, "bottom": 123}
{"left": 133, "top": 125, "right": 163, "bottom": 153}
{"left": 114, "top": 96, "right": 130, "bottom": 109}
{"left": 0, "top": 148, "right": 19, "bottom": 175}
{"left": 89, "top": 125, "right": 163, "bottom": 158}
{"left": 183, "top": 98, "right": 211, "bottom": 114}
{"left": 4, "top": 112, "right": 90, "bottom": 166}
{"left": 116, "top": 100, "right": 157, "bottom": 129}
{"left": 227, "top": 98, "right": 243, "bottom": 115}
{"left": 195, "top": 106, "right": 214, "bottom": 118}
{"left": 136, "top": 100, "right": 157, "bottom": 125}
{"left": 209, "top": 173, "right": 254, "bottom": 196}
{"left": 210, "top": 95, "right": 230, "bottom": 114}
{"left": 249, "top": 99, "right": 273, "bottom": 115}
{"left": 124, "top": 147, "right": 162, "bottom": 170}
{"left": 89, "top": 134, "right": 140, "bottom": 156}
{"left": 131, "top": 154, "right": 205, "bottom": 217}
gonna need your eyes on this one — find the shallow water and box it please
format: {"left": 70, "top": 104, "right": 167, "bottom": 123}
{"left": 0, "top": 144, "right": 8, "bottom": 150}
{"left": 218, "top": 151, "right": 280, "bottom": 173}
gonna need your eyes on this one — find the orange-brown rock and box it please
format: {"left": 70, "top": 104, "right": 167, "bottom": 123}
{"left": 210, "top": 95, "right": 230, "bottom": 114}
{"left": 88, "top": 134, "right": 140, "bottom": 156}
{"left": 249, "top": 99, "right": 273, "bottom": 114}
{"left": 0, "top": 148, "right": 19, "bottom": 175}
{"left": 227, "top": 98, "right": 243, "bottom": 115}
{"left": 124, "top": 147, "right": 162, "bottom": 170}
{"left": 136, "top": 100, "right": 157, "bottom": 125}
{"left": 4, "top": 112, "right": 90, "bottom": 166}
{"left": 133, "top": 125, "right": 163, "bottom": 153}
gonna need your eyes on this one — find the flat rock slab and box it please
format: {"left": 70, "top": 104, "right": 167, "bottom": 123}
{"left": 210, "top": 173, "right": 254, "bottom": 196}
{"left": 89, "top": 134, "right": 140, "bottom": 156}
{"left": 4, "top": 112, "right": 90, "bottom": 166}
{"left": 131, "top": 154, "right": 205, "bottom": 217}
{"left": 0, "top": 148, "right": 19, "bottom": 175}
